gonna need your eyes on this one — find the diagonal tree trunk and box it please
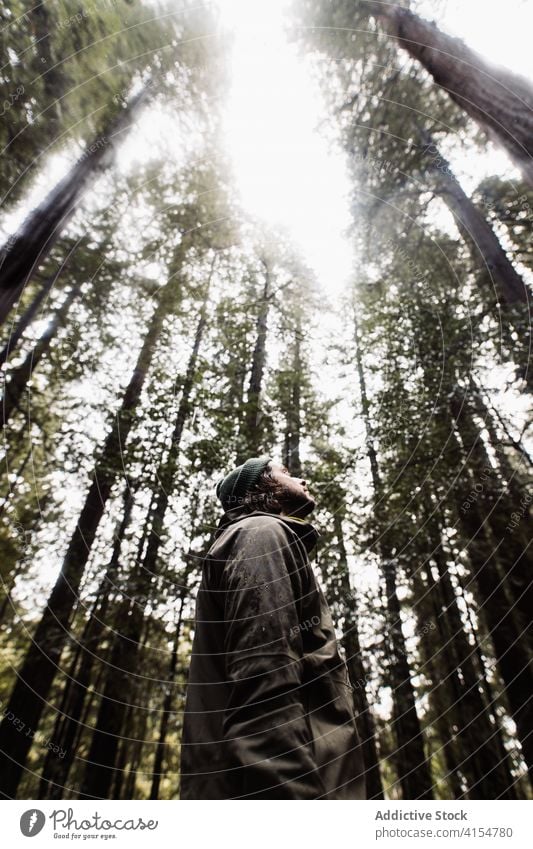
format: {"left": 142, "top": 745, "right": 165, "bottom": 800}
{"left": 1, "top": 283, "right": 82, "bottom": 427}
{"left": 0, "top": 268, "right": 67, "bottom": 368}
{"left": 363, "top": 2, "right": 533, "bottom": 187}
{"left": 469, "top": 381, "right": 532, "bottom": 468}
{"left": 421, "top": 139, "right": 529, "bottom": 306}
{"left": 0, "top": 286, "right": 169, "bottom": 798}
{"left": 468, "top": 377, "right": 532, "bottom": 498}
{"left": 449, "top": 389, "right": 532, "bottom": 641}
{"left": 0, "top": 88, "right": 149, "bottom": 326}
{"left": 37, "top": 484, "right": 135, "bottom": 799}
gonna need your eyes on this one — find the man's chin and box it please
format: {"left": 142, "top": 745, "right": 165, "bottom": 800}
{"left": 285, "top": 495, "right": 316, "bottom": 518}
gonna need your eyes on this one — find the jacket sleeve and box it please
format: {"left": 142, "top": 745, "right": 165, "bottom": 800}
{"left": 220, "top": 518, "right": 327, "bottom": 799}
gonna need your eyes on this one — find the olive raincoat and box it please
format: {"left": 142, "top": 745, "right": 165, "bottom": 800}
{"left": 179, "top": 506, "right": 366, "bottom": 799}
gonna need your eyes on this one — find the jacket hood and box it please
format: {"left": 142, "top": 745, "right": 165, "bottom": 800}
{"left": 215, "top": 505, "right": 320, "bottom": 555}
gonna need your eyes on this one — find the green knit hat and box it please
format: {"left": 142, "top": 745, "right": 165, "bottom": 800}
{"left": 216, "top": 455, "right": 271, "bottom": 511}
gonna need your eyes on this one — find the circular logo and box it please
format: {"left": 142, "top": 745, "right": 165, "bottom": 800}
{"left": 20, "top": 809, "right": 46, "bottom": 837}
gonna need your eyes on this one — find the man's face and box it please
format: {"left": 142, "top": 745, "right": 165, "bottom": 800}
{"left": 268, "top": 461, "right": 316, "bottom": 517}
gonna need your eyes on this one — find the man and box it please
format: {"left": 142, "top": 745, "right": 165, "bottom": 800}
{"left": 179, "top": 455, "right": 366, "bottom": 799}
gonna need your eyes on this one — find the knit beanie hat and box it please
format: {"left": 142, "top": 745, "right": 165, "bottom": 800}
{"left": 216, "top": 455, "right": 271, "bottom": 511}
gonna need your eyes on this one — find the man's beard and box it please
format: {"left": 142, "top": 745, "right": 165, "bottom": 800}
{"left": 279, "top": 489, "right": 316, "bottom": 518}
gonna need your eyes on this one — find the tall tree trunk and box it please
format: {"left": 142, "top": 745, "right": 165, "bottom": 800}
{"left": 381, "top": 555, "right": 434, "bottom": 799}
{"left": 457, "top": 503, "right": 533, "bottom": 789}
{"left": 422, "top": 140, "right": 529, "bottom": 306}
{"left": 449, "top": 389, "right": 532, "bottom": 641}
{"left": 469, "top": 381, "right": 532, "bottom": 468}
{"left": 0, "top": 445, "right": 33, "bottom": 521}
{"left": 420, "top": 523, "right": 518, "bottom": 798}
{"left": 416, "top": 575, "right": 466, "bottom": 800}
{"left": 282, "top": 321, "right": 302, "bottom": 477}
{"left": 122, "top": 705, "right": 150, "bottom": 800}
{"left": 27, "top": 2, "right": 64, "bottom": 135}
{"left": 38, "top": 485, "right": 135, "bottom": 798}
{"left": 0, "top": 269, "right": 66, "bottom": 367}
{"left": 332, "top": 513, "right": 384, "bottom": 799}
{"left": 0, "top": 88, "right": 149, "bottom": 325}
{"left": 364, "top": 2, "right": 533, "bottom": 186}
{"left": 451, "top": 560, "right": 527, "bottom": 798}
{"left": 447, "top": 420, "right": 533, "bottom": 788}
{"left": 1, "top": 283, "right": 81, "bottom": 427}
{"left": 0, "top": 288, "right": 168, "bottom": 798}
{"left": 353, "top": 312, "right": 434, "bottom": 799}
{"left": 422, "top": 140, "right": 532, "bottom": 395}
{"left": 236, "top": 259, "right": 272, "bottom": 462}
{"left": 110, "top": 703, "right": 134, "bottom": 799}
{"left": 423, "top": 648, "right": 465, "bottom": 799}
{"left": 80, "top": 601, "right": 154, "bottom": 799}
{"left": 150, "top": 598, "right": 185, "bottom": 800}
{"left": 80, "top": 286, "right": 210, "bottom": 799}
{"left": 469, "top": 378, "right": 532, "bottom": 495}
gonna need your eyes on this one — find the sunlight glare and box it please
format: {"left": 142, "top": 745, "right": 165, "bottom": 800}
{"left": 217, "top": 0, "right": 353, "bottom": 295}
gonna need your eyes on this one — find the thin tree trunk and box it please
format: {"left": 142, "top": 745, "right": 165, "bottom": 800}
{"left": 123, "top": 713, "right": 149, "bottom": 800}
{"left": 448, "top": 420, "right": 533, "bottom": 788}
{"left": 332, "top": 513, "right": 384, "bottom": 799}
{"left": 0, "top": 88, "right": 149, "bottom": 325}
{"left": 38, "top": 485, "right": 135, "bottom": 798}
{"left": 27, "top": 3, "right": 64, "bottom": 133}
{"left": 452, "top": 563, "right": 527, "bottom": 798}
{"left": 457, "top": 504, "right": 533, "bottom": 789}
{"left": 2, "top": 283, "right": 81, "bottom": 426}
{"left": 110, "top": 703, "right": 134, "bottom": 799}
{"left": 469, "top": 381, "right": 532, "bottom": 468}
{"left": 364, "top": 2, "right": 533, "bottom": 186}
{"left": 0, "top": 268, "right": 67, "bottom": 367}
{"left": 420, "top": 621, "right": 465, "bottom": 799}
{"left": 149, "top": 599, "right": 185, "bottom": 800}
{"left": 108, "top": 622, "right": 153, "bottom": 802}
{"left": 430, "top": 688, "right": 466, "bottom": 798}
{"left": 382, "top": 555, "right": 434, "bottom": 799}
{"left": 236, "top": 259, "right": 272, "bottom": 462}
{"left": 283, "top": 321, "right": 302, "bottom": 477}
{"left": 469, "top": 378, "right": 532, "bottom": 491}
{"left": 0, "top": 288, "right": 168, "bottom": 798}
{"left": 421, "top": 531, "right": 518, "bottom": 798}
{"left": 0, "top": 446, "right": 33, "bottom": 521}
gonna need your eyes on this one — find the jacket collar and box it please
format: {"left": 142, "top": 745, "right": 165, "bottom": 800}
{"left": 215, "top": 506, "right": 320, "bottom": 554}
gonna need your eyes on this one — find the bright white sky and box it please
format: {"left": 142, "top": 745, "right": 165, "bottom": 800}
{"left": 219, "top": 0, "right": 352, "bottom": 292}
{"left": 217, "top": 0, "right": 533, "bottom": 295}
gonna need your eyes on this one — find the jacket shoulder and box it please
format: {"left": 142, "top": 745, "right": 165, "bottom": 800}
{"left": 232, "top": 513, "right": 286, "bottom": 531}
{"left": 210, "top": 514, "right": 290, "bottom": 554}
{"left": 226, "top": 513, "right": 294, "bottom": 541}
